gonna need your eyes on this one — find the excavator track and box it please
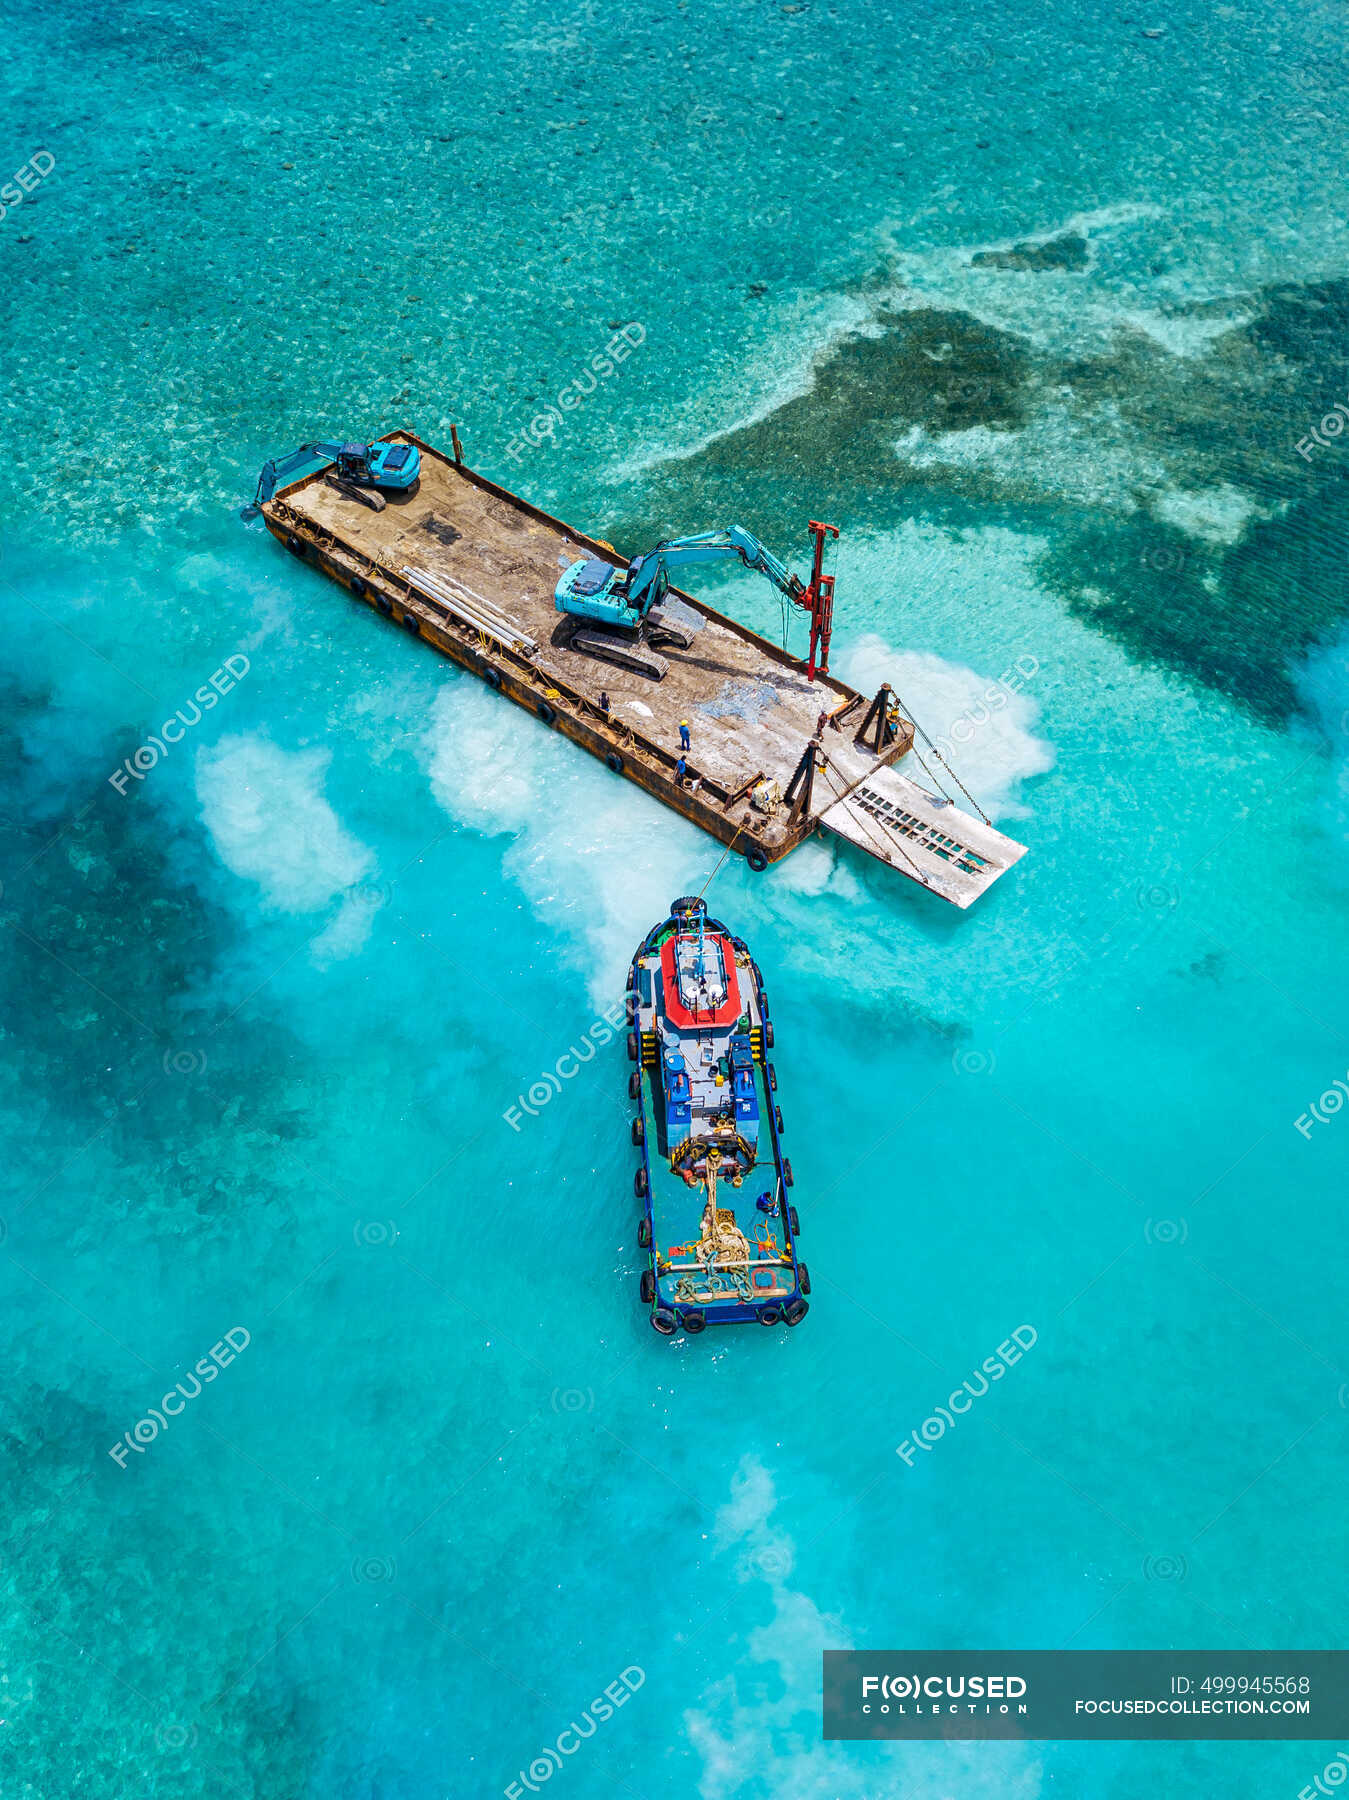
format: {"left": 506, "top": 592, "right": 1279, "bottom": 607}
{"left": 325, "top": 473, "right": 386, "bottom": 511}
{"left": 646, "top": 597, "right": 701, "bottom": 650}
{"left": 568, "top": 629, "right": 669, "bottom": 681}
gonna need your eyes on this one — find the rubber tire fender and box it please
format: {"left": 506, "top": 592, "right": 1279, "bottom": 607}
{"left": 631, "top": 1116, "right": 645, "bottom": 1146}
{"left": 784, "top": 1298, "right": 809, "bottom": 1326}
{"left": 638, "top": 1218, "right": 652, "bottom": 1249}
{"left": 402, "top": 611, "right": 420, "bottom": 635}
{"left": 787, "top": 1205, "right": 800, "bottom": 1237}
{"left": 485, "top": 667, "right": 503, "bottom": 691}
{"left": 285, "top": 533, "right": 304, "bottom": 556}
{"left": 767, "top": 1063, "right": 777, "bottom": 1092}
{"left": 651, "top": 1308, "right": 677, "bottom": 1335}
{"left": 627, "top": 1031, "right": 640, "bottom": 1063}
{"left": 745, "top": 847, "right": 769, "bottom": 873}
{"left": 537, "top": 701, "right": 556, "bottom": 725}
{"left": 634, "top": 1166, "right": 648, "bottom": 1199}
{"left": 775, "top": 1105, "right": 785, "bottom": 1134}
{"left": 681, "top": 1310, "right": 707, "bottom": 1335}
{"left": 628, "top": 1069, "right": 642, "bottom": 1100}
{"left": 640, "top": 1269, "right": 655, "bottom": 1305}
{"left": 797, "top": 1262, "right": 811, "bottom": 1295}
{"left": 763, "top": 1020, "right": 775, "bottom": 1050}
{"left": 350, "top": 575, "right": 367, "bottom": 600}
{"left": 376, "top": 593, "right": 393, "bottom": 616}
{"left": 605, "top": 751, "right": 624, "bottom": 774}
{"left": 782, "top": 1158, "right": 794, "bottom": 1188}
{"left": 758, "top": 1305, "right": 782, "bottom": 1326}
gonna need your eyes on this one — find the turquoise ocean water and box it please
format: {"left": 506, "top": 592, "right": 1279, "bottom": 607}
{"left": 2, "top": 0, "right": 1348, "bottom": 1793}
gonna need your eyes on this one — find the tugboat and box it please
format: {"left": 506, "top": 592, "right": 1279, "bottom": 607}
{"left": 627, "top": 896, "right": 809, "bottom": 1335}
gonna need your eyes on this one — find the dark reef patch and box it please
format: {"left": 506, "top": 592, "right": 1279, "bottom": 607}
{"left": 970, "top": 232, "right": 1089, "bottom": 272}
{"left": 0, "top": 674, "right": 314, "bottom": 1238}
{"left": 607, "top": 270, "right": 1349, "bottom": 726}
{"left": 604, "top": 305, "right": 1035, "bottom": 551}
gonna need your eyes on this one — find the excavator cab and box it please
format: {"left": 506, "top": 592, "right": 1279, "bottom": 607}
{"left": 554, "top": 557, "right": 630, "bottom": 627}
{"left": 323, "top": 439, "right": 421, "bottom": 513}
{"left": 346, "top": 440, "right": 420, "bottom": 490}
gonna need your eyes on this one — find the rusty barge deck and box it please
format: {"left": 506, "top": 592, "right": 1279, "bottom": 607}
{"left": 260, "top": 431, "right": 1026, "bottom": 904}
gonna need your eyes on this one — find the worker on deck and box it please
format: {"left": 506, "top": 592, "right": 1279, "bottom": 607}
{"left": 679, "top": 719, "right": 691, "bottom": 750}
{"left": 598, "top": 691, "right": 610, "bottom": 717}
{"left": 675, "top": 756, "right": 688, "bottom": 785}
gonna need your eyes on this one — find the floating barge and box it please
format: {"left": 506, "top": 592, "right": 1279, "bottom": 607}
{"left": 259, "top": 430, "right": 1026, "bottom": 905}
{"left": 629, "top": 896, "right": 806, "bottom": 1335}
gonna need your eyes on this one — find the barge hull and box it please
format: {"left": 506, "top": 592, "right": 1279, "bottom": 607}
{"left": 261, "top": 430, "right": 1025, "bottom": 899}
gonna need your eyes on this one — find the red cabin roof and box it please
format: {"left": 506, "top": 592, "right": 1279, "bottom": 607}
{"left": 660, "top": 930, "right": 742, "bottom": 1030}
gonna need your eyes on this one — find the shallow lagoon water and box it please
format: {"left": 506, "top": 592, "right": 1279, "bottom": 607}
{"left": 1, "top": 0, "right": 1347, "bottom": 1795}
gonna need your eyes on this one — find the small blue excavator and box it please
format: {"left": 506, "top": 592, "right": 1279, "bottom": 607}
{"left": 555, "top": 522, "right": 837, "bottom": 681}
{"left": 254, "top": 439, "right": 421, "bottom": 513}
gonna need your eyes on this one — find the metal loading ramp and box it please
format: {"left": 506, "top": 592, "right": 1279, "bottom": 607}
{"left": 818, "top": 764, "right": 1027, "bottom": 908}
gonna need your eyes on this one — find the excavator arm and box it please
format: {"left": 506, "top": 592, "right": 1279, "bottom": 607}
{"left": 622, "top": 527, "right": 806, "bottom": 613}
{"left": 556, "top": 518, "right": 838, "bottom": 681}
{"left": 255, "top": 442, "right": 346, "bottom": 506}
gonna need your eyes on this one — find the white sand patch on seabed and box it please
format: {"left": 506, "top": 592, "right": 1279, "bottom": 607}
{"left": 837, "top": 636, "right": 1055, "bottom": 822}
{"left": 1150, "top": 482, "right": 1270, "bottom": 546}
{"left": 196, "top": 734, "right": 381, "bottom": 960}
{"left": 686, "top": 1456, "right": 1043, "bottom": 1800}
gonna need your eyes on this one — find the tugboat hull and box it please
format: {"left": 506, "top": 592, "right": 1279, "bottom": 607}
{"left": 627, "top": 896, "right": 807, "bottom": 1336}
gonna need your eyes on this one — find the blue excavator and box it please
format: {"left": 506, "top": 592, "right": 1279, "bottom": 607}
{"left": 555, "top": 522, "right": 837, "bottom": 682}
{"left": 254, "top": 438, "right": 421, "bottom": 513}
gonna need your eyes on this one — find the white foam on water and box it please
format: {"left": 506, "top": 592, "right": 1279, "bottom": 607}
{"left": 837, "top": 636, "right": 1055, "bottom": 823}
{"left": 686, "top": 1456, "right": 1043, "bottom": 1800}
{"left": 769, "top": 838, "right": 862, "bottom": 904}
{"left": 423, "top": 685, "right": 711, "bottom": 1006}
{"left": 196, "top": 735, "right": 378, "bottom": 953}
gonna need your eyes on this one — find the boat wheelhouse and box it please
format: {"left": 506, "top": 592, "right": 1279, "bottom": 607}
{"left": 627, "top": 896, "right": 808, "bottom": 1335}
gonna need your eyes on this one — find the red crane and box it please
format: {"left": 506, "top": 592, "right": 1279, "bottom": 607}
{"left": 799, "top": 519, "right": 839, "bottom": 680}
